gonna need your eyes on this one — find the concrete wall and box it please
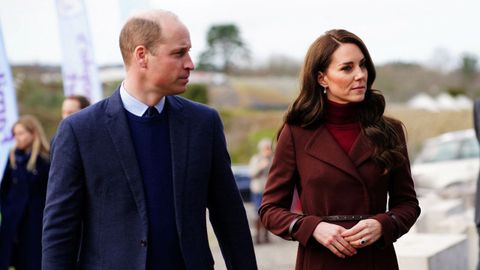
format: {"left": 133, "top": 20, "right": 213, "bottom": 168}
{"left": 396, "top": 233, "right": 467, "bottom": 270}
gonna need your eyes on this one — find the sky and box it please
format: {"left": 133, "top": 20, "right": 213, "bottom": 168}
{"left": 0, "top": 0, "right": 479, "bottom": 69}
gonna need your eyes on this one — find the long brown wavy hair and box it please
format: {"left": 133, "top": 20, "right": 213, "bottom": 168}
{"left": 9, "top": 115, "right": 50, "bottom": 172}
{"left": 283, "top": 29, "right": 406, "bottom": 173}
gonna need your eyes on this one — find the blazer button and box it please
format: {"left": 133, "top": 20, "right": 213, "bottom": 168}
{"left": 140, "top": 240, "right": 147, "bottom": 247}
{"left": 12, "top": 178, "right": 18, "bottom": 184}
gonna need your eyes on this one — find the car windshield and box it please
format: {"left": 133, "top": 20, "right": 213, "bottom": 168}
{"left": 415, "top": 137, "right": 479, "bottom": 163}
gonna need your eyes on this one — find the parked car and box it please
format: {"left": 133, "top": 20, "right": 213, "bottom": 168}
{"left": 231, "top": 164, "right": 251, "bottom": 202}
{"left": 411, "top": 129, "right": 480, "bottom": 198}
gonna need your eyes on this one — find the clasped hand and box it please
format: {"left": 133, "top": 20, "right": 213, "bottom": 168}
{"left": 312, "top": 219, "right": 382, "bottom": 258}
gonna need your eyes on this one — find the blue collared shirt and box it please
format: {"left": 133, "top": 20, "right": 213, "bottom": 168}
{"left": 120, "top": 82, "right": 165, "bottom": 116}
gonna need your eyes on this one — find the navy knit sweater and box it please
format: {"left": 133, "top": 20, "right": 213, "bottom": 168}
{"left": 125, "top": 108, "right": 185, "bottom": 270}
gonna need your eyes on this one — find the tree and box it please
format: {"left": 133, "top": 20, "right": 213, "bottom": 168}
{"left": 460, "top": 54, "right": 477, "bottom": 79}
{"left": 458, "top": 53, "right": 478, "bottom": 97}
{"left": 197, "top": 24, "right": 250, "bottom": 74}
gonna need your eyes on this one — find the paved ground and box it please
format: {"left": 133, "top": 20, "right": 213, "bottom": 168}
{"left": 209, "top": 203, "right": 297, "bottom": 269}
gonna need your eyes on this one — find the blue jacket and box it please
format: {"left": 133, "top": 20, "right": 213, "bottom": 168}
{"left": 0, "top": 150, "right": 50, "bottom": 270}
{"left": 42, "top": 90, "right": 257, "bottom": 270}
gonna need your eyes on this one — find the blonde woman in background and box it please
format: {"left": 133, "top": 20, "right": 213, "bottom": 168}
{"left": 0, "top": 115, "right": 50, "bottom": 270}
{"left": 249, "top": 138, "right": 273, "bottom": 244}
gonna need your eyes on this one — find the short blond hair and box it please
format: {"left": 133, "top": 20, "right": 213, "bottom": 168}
{"left": 119, "top": 10, "right": 178, "bottom": 66}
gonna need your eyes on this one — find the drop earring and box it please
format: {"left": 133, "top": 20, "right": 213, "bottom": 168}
{"left": 323, "top": 88, "right": 327, "bottom": 94}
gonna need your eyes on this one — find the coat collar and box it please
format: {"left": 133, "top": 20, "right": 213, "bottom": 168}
{"left": 104, "top": 89, "right": 149, "bottom": 231}
{"left": 304, "top": 125, "right": 373, "bottom": 182}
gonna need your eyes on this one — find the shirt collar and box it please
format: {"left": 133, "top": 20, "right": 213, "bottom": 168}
{"left": 120, "top": 82, "right": 165, "bottom": 117}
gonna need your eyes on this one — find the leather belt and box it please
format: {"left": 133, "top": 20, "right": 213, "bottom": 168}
{"left": 321, "top": 215, "right": 372, "bottom": 222}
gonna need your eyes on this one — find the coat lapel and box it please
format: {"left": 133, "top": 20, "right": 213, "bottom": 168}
{"left": 304, "top": 125, "right": 369, "bottom": 182}
{"left": 104, "top": 89, "right": 149, "bottom": 231}
{"left": 166, "top": 96, "right": 188, "bottom": 232}
{"left": 349, "top": 131, "right": 374, "bottom": 167}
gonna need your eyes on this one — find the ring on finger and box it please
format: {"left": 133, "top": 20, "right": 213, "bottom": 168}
{"left": 359, "top": 239, "right": 366, "bottom": 245}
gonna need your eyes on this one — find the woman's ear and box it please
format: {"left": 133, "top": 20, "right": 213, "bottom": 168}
{"left": 317, "top": 72, "right": 328, "bottom": 88}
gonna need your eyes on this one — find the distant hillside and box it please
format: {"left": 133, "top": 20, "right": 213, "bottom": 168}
{"left": 374, "top": 62, "right": 478, "bottom": 102}
{"left": 7, "top": 63, "right": 478, "bottom": 163}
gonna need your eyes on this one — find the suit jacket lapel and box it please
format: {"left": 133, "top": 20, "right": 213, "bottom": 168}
{"left": 305, "top": 125, "right": 366, "bottom": 182}
{"left": 104, "top": 89, "right": 149, "bottom": 231}
{"left": 166, "top": 96, "right": 187, "bottom": 232}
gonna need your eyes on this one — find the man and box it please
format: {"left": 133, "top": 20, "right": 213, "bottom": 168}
{"left": 61, "top": 95, "right": 90, "bottom": 119}
{"left": 474, "top": 99, "right": 480, "bottom": 270}
{"left": 42, "top": 10, "right": 257, "bottom": 270}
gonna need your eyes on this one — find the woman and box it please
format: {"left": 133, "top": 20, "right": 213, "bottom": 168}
{"left": 0, "top": 115, "right": 50, "bottom": 270}
{"left": 259, "top": 29, "right": 420, "bottom": 270}
{"left": 248, "top": 138, "right": 273, "bottom": 244}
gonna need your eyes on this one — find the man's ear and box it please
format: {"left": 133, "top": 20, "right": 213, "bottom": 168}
{"left": 317, "top": 72, "right": 328, "bottom": 88}
{"left": 134, "top": 45, "right": 148, "bottom": 68}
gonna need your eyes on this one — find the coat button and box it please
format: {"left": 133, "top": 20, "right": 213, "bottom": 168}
{"left": 12, "top": 178, "right": 18, "bottom": 184}
{"left": 140, "top": 240, "right": 147, "bottom": 247}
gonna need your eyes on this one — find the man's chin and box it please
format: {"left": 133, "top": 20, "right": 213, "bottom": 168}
{"left": 169, "top": 88, "right": 187, "bottom": 96}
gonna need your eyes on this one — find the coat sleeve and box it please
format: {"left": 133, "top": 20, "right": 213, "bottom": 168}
{"left": 207, "top": 111, "right": 258, "bottom": 270}
{"left": 42, "top": 119, "right": 85, "bottom": 269}
{"left": 259, "top": 125, "right": 322, "bottom": 247}
{"left": 371, "top": 123, "right": 421, "bottom": 246}
{"left": 0, "top": 158, "right": 11, "bottom": 204}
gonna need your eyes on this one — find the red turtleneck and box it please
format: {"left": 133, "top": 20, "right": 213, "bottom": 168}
{"left": 324, "top": 100, "right": 361, "bottom": 154}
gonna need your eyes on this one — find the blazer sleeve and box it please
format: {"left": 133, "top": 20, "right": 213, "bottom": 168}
{"left": 42, "top": 120, "right": 85, "bottom": 269}
{"left": 371, "top": 123, "right": 421, "bottom": 246}
{"left": 259, "top": 124, "right": 322, "bottom": 247}
{"left": 207, "top": 111, "right": 258, "bottom": 270}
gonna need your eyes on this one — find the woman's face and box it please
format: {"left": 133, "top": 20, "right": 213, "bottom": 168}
{"left": 318, "top": 43, "right": 368, "bottom": 104}
{"left": 13, "top": 123, "right": 34, "bottom": 150}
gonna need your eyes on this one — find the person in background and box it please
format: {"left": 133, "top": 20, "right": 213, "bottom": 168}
{"left": 473, "top": 98, "right": 480, "bottom": 270}
{"left": 259, "top": 29, "right": 420, "bottom": 270}
{"left": 61, "top": 95, "right": 90, "bottom": 119}
{"left": 249, "top": 138, "right": 272, "bottom": 244}
{"left": 42, "top": 9, "right": 257, "bottom": 270}
{"left": 0, "top": 115, "right": 50, "bottom": 270}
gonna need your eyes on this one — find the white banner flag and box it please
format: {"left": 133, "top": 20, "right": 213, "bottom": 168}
{"left": 55, "top": 0, "right": 102, "bottom": 103}
{"left": 0, "top": 22, "right": 19, "bottom": 180}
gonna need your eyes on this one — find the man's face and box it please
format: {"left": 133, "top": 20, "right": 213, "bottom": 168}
{"left": 62, "top": 99, "right": 82, "bottom": 119}
{"left": 145, "top": 19, "right": 194, "bottom": 96}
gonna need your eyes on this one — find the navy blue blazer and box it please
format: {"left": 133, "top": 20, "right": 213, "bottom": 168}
{"left": 42, "top": 90, "right": 257, "bottom": 270}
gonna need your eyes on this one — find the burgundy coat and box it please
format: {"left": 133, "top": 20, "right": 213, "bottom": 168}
{"left": 259, "top": 123, "right": 420, "bottom": 270}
